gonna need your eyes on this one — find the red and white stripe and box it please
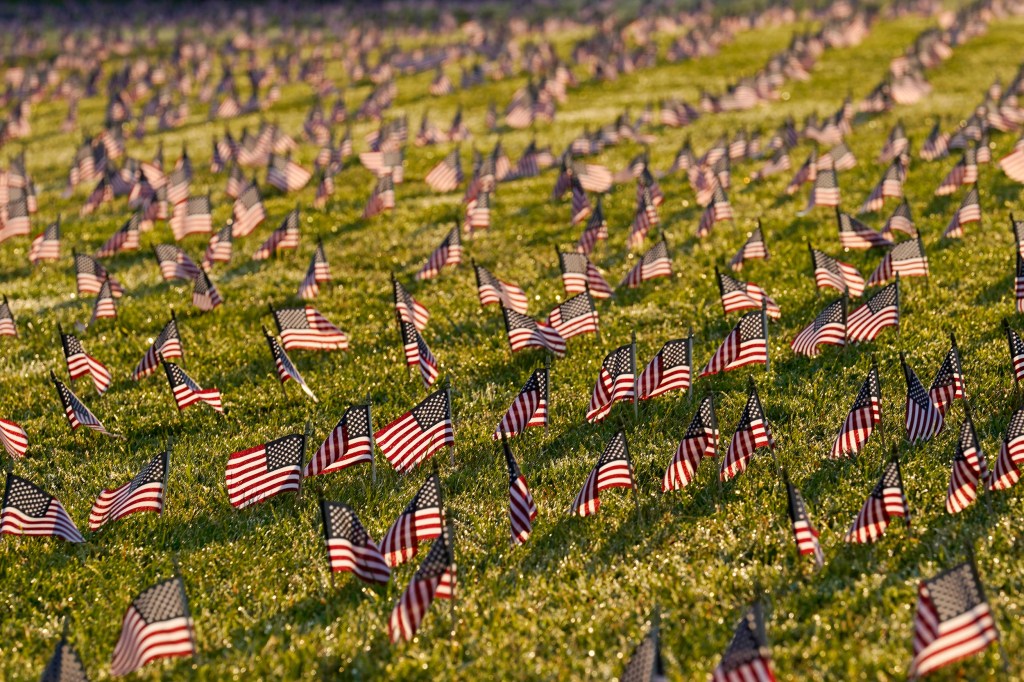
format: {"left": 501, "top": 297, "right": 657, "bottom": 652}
{"left": 224, "top": 443, "right": 302, "bottom": 509}
{"left": 0, "top": 419, "right": 28, "bottom": 458}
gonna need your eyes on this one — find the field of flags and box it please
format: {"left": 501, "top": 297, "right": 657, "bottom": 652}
{"left": 3, "top": 0, "right": 1024, "bottom": 679}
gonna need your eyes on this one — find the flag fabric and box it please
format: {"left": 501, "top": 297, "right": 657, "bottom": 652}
{"left": 169, "top": 196, "right": 213, "bottom": 241}
{"left": 388, "top": 525, "right": 456, "bottom": 643}
{"left": 109, "top": 577, "right": 196, "bottom": 677}
{"left": 619, "top": 610, "right": 666, "bottom": 682}
{"left": 663, "top": 395, "right": 719, "bottom": 492}
{"left": 305, "top": 404, "right": 373, "bottom": 477}
{"left": 0, "top": 198, "right": 30, "bottom": 241}
{"left": 415, "top": 227, "right": 462, "bottom": 281}
{"left": 264, "top": 328, "right": 317, "bottom": 401}
{"left": 191, "top": 270, "right": 223, "bottom": 312}
{"left": 570, "top": 431, "right": 635, "bottom": 517}
{"left": 908, "top": 562, "right": 999, "bottom": 679}
{"left": 859, "top": 159, "right": 904, "bottom": 213}
{"left": 424, "top": 148, "right": 463, "bottom": 192}
{"left": 711, "top": 603, "right": 776, "bottom": 682}
{"left": 929, "top": 341, "right": 964, "bottom": 417}
{"left": 381, "top": 472, "right": 444, "bottom": 566}
{"left": 266, "top": 153, "right": 311, "bottom": 192}
{"left": 868, "top": 238, "right": 928, "bottom": 285}
{"left": 803, "top": 166, "right": 840, "bottom": 211}
{"left": 810, "top": 247, "right": 865, "bottom": 297}
{"left": 903, "top": 355, "right": 944, "bottom": 443}
{"left": 700, "top": 310, "right": 768, "bottom": 377}
{"left": 88, "top": 451, "right": 168, "bottom": 531}
{"left": 53, "top": 375, "right": 116, "bottom": 436}
{"left": 393, "top": 277, "right": 430, "bottom": 332}
{"left": 272, "top": 305, "right": 348, "bottom": 351}
{"left": 837, "top": 210, "right": 892, "bottom": 250}
{"left": 638, "top": 337, "right": 692, "bottom": 400}
{"left": 1, "top": 473, "right": 84, "bottom": 543}
{"left": 232, "top": 183, "right": 266, "bottom": 237}
{"left": 475, "top": 264, "right": 529, "bottom": 312}
{"left": 298, "top": 240, "right": 331, "bottom": 299}
{"left": 400, "top": 319, "right": 440, "bottom": 386}
{"left": 1000, "top": 137, "right": 1024, "bottom": 182}
{"left": 61, "top": 329, "right": 112, "bottom": 395}
{"left": 224, "top": 433, "right": 305, "bottom": 508}
{"left": 729, "top": 225, "right": 768, "bottom": 271}
{"left": 620, "top": 240, "right": 672, "bottom": 289}
{"left": 845, "top": 456, "right": 909, "bottom": 543}
{"left": 717, "top": 269, "right": 781, "bottom": 318}
{"left": 558, "top": 252, "right": 612, "bottom": 299}
{"left": 88, "top": 278, "right": 118, "bottom": 325}
{"left": 40, "top": 636, "right": 90, "bottom": 682}
{"left": 585, "top": 343, "right": 636, "bottom": 423}
{"left": 786, "top": 477, "right": 824, "bottom": 567}
{"left": 133, "top": 317, "right": 183, "bottom": 380}
{"left": 790, "top": 297, "right": 846, "bottom": 358}
{"left": 546, "top": 291, "right": 599, "bottom": 340}
{"left": 935, "top": 147, "right": 977, "bottom": 196}
{"left": 947, "top": 414, "right": 987, "bottom": 514}
{"left": 493, "top": 367, "right": 548, "bottom": 440}
{"left": 95, "top": 213, "right": 141, "bottom": 258}
{"left": 0, "top": 296, "right": 15, "bottom": 337}
{"left": 883, "top": 198, "right": 917, "bottom": 238}
{"left": 154, "top": 244, "right": 201, "bottom": 282}
{"left": 162, "top": 359, "right": 223, "bottom": 413}
{"left": 362, "top": 173, "right": 396, "bottom": 219}
{"left": 990, "top": 407, "right": 1024, "bottom": 491}
{"left": 374, "top": 389, "right": 453, "bottom": 474}
{"left": 29, "top": 218, "right": 60, "bottom": 264}
{"left": 501, "top": 307, "right": 567, "bottom": 358}
{"left": 252, "top": 209, "right": 300, "bottom": 260}
{"left": 847, "top": 282, "right": 899, "bottom": 343}
{"left": 74, "top": 253, "right": 123, "bottom": 297}
{"left": 0, "top": 418, "right": 28, "bottom": 459}
{"left": 570, "top": 178, "right": 591, "bottom": 224}
{"left": 575, "top": 197, "right": 608, "bottom": 255}
{"left": 721, "top": 382, "right": 775, "bottom": 481}
{"left": 943, "top": 185, "right": 981, "bottom": 239}
{"left": 320, "top": 501, "right": 390, "bottom": 583}
{"left": 503, "top": 437, "right": 537, "bottom": 545}
{"left": 1005, "top": 321, "right": 1024, "bottom": 383}
{"left": 202, "top": 223, "right": 233, "bottom": 270}
{"left": 831, "top": 365, "right": 882, "bottom": 458}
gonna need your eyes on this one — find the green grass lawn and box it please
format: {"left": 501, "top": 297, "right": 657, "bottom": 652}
{"left": 1, "top": 9, "right": 1022, "bottom": 681}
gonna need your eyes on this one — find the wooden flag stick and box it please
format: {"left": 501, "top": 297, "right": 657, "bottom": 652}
{"left": 687, "top": 326, "right": 694, "bottom": 402}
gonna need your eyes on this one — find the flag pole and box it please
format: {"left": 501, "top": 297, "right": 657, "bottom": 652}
{"left": 263, "top": 326, "right": 288, "bottom": 397}
{"left": 687, "top": 326, "right": 694, "bottom": 402}
{"left": 872, "top": 354, "right": 885, "bottom": 452}
{"left": 318, "top": 495, "right": 336, "bottom": 590}
{"left": 631, "top": 330, "right": 639, "bottom": 419}
{"left": 171, "top": 308, "right": 185, "bottom": 368}
{"left": 1003, "top": 318, "right": 1020, "bottom": 400}
{"left": 366, "top": 393, "right": 376, "bottom": 485}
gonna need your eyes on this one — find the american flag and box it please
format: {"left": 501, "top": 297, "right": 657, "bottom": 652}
{"left": 502, "top": 436, "right": 537, "bottom": 545}
{"left": 947, "top": 413, "right": 987, "bottom": 514}
{"left": 868, "top": 238, "right": 928, "bottom": 285}
{"left": 585, "top": 343, "right": 636, "bottom": 423}
{"left": 619, "top": 609, "right": 666, "bottom": 682}
{"left": 298, "top": 239, "right": 331, "bottom": 299}
{"left": 53, "top": 373, "right": 117, "bottom": 437}
{"left": 0, "top": 198, "right": 30, "bottom": 242}
{"left": 878, "top": 121, "right": 909, "bottom": 163}
{"left": 902, "top": 354, "right": 944, "bottom": 443}
{"left": 803, "top": 166, "right": 840, "bottom": 211}
{"left": 847, "top": 281, "right": 899, "bottom": 343}
{"left": 165, "top": 166, "right": 190, "bottom": 205}
{"left": 400, "top": 319, "right": 440, "bottom": 387}
{"left": 501, "top": 307, "right": 566, "bottom": 358}
{"left": 943, "top": 185, "right": 981, "bottom": 239}
{"left": 169, "top": 196, "right": 213, "bottom": 241}
{"left": 663, "top": 394, "right": 719, "bottom": 492}
{"left": 860, "top": 158, "right": 904, "bottom": 213}
{"left": 154, "top": 244, "right": 201, "bottom": 282}
{"left": 823, "top": 142, "right": 856, "bottom": 172}
{"left": 80, "top": 177, "right": 112, "bottom": 215}
{"left": 314, "top": 170, "right": 336, "bottom": 209}
{"left": 320, "top": 501, "right": 390, "bottom": 584}
{"left": 374, "top": 389, "right": 453, "bottom": 474}
{"left": 620, "top": 240, "right": 672, "bottom": 289}
{"left": 192, "top": 270, "right": 223, "bottom": 312}
{"left": 628, "top": 188, "right": 658, "bottom": 248}
{"left": 271, "top": 305, "right": 348, "bottom": 351}
{"left": 475, "top": 263, "right": 529, "bottom": 313}
{"left": 381, "top": 472, "right": 444, "bottom": 565}
{"left": 990, "top": 407, "right": 1024, "bottom": 491}
{"left": 264, "top": 328, "right": 317, "bottom": 401}
{"left": 999, "top": 136, "right": 1024, "bottom": 182}
{"left": 252, "top": 208, "right": 300, "bottom": 260}
{"left": 570, "top": 178, "right": 592, "bottom": 225}
{"left": 721, "top": 382, "right": 774, "bottom": 481}
{"left": 388, "top": 524, "right": 456, "bottom": 643}
{"left": 845, "top": 456, "right": 909, "bottom": 543}
{"left": 133, "top": 316, "right": 183, "bottom": 380}
{"left": 0, "top": 296, "right": 16, "bottom": 337}
{"left": 935, "top": 147, "right": 977, "bottom": 196}
{"left": 558, "top": 251, "right": 612, "bottom": 300}
{"left": 570, "top": 431, "right": 635, "bottom": 517}
{"left": 162, "top": 358, "right": 223, "bottom": 413}
{"left": 40, "top": 635, "right": 89, "bottom": 682}
{"left": 29, "top": 217, "right": 60, "bottom": 264}
{"left": 729, "top": 224, "right": 768, "bottom": 272}
{"left": 225, "top": 433, "right": 305, "bottom": 508}
{"left": 921, "top": 122, "right": 950, "bottom": 161}
{"left": 393, "top": 276, "right": 430, "bottom": 332}
{"left": 700, "top": 310, "right": 768, "bottom": 377}
{"left": 929, "top": 339, "right": 964, "bottom": 417}
{"left": 415, "top": 227, "right": 462, "bottom": 281}
{"left": 837, "top": 210, "right": 892, "bottom": 250}
{"left": 810, "top": 247, "right": 865, "bottom": 297}
{"left": 753, "top": 147, "right": 791, "bottom": 181}
{"left": 1017, "top": 254, "right": 1024, "bottom": 315}
{"left": 572, "top": 161, "right": 613, "bottom": 193}
{"left": 493, "top": 367, "right": 548, "bottom": 440}
{"left": 203, "top": 223, "right": 234, "bottom": 270}
{"left": 305, "top": 404, "right": 373, "bottom": 477}
{"left": 88, "top": 278, "right": 118, "bottom": 325}
{"left": 88, "top": 450, "right": 168, "bottom": 531}
{"left": 424, "top": 148, "right": 463, "bottom": 192}
{"left": 362, "top": 173, "right": 396, "bottom": 219}
{"left": 790, "top": 297, "right": 846, "bottom": 358}
{"left": 1, "top": 473, "right": 84, "bottom": 543}
{"left": 546, "top": 291, "right": 599, "bottom": 340}
{"left": 908, "top": 562, "right": 999, "bottom": 679}
{"left": 0, "top": 418, "right": 28, "bottom": 459}
{"left": 1015, "top": 214, "right": 1024, "bottom": 259}
{"left": 109, "top": 577, "right": 196, "bottom": 677}
{"left": 1004, "top": 320, "right": 1024, "bottom": 383}
{"left": 232, "top": 183, "right": 266, "bottom": 237}
{"left": 711, "top": 603, "right": 776, "bottom": 682}
{"left": 266, "top": 153, "right": 311, "bottom": 193}
{"left": 786, "top": 476, "right": 824, "bottom": 567}
{"left": 575, "top": 197, "right": 608, "bottom": 255}
{"left": 786, "top": 150, "right": 817, "bottom": 195}
{"left": 74, "top": 252, "right": 123, "bottom": 297}
{"left": 61, "top": 328, "right": 111, "bottom": 395}
{"left": 717, "top": 269, "right": 781, "bottom": 319}
{"left": 883, "top": 198, "right": 917, "bottom": 238}
{"left": 638, "top": 337, "right": 692, "bottom": 400}
{"left": 831, "top": 364, "right": 881, "bottom": 459}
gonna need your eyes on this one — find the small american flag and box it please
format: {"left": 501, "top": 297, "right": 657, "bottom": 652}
{"left": 501, "top": 307, "right": 566, "bottom": 358}
{"left": 824, "top": 141, "right": 857, "bottom": 172}
{"left": 717, "top": 269, "right": 781, "bottom": 319}
{"left": 29, "top": 217, "right": 60, "bottom": 264}
{"left": 225, "top": 433, "right": 305, "bottom": 508}
{"left": 628, "top": 188, "right": 658, "bottom": 248}
{"left": 802, "top": 166, "right": 840, "bottom": 211}
{"left": 133, "top": 316, "right": 183, "bottom": 380}
{"left": 570, "top": 431, "right": 635, "bottom": 517}
{"left": 700, "top": 310, "right": 768, "bottom": 377}
{"left": 847, "top": 281, "right": 899, "bottom": 343}
{"left": 943, "top": 184, "right": 981, "bottom": 239}
{"left": 810, "top": 246, "right": 865, "bottom": 297}
{"left": 388, "top": 524, "right": 456, "bottom": 643}
{"left": 202, "top": 223, "right": 233, "bottom": 270}
{"left": 169, "top": 196, "right": 212, "bottom": 241}
{"left": 663, "top": 394, "right": 719, "bottom": 492}
{"left": 947, "top": 414, "right": 987, "bottom": 514}
{"left": 0, "top": 198, "right": 30, "bottom": 242}
{"left": 475, "top": 263, "right": 529, "bottom": 313}
{"left": 52, "top": 373, "right": 117, "bottom": 437}
{"left": 424, "top": 148, "right": 463, "bottom": 192}
{"left": 990, "top": 407, "right": 1024, "bottom": 491}
{"left": 831, "top": 364, "right": 882, "bottom": 459}
{"left": 786, "top": 476, "right": 824, "bottom": 567}
{"left": 902, "top": 354, "right": 944, "bottom": 443}
{"left": 0, "top": 418, "right": 28, "bottom": 459}
{"left": 729, "top": 223, "right": 769, "bottom": 271}
{"left": 1004, "top": 320, "right": 1024, "bottom": 383}
{"left": 304, "top": 404, "right": 372, "bottom": 478}
{"left": 570, "top": 177, "right": 591, "bottom": 225}
{"left": 935, "top": 147, "right": 977, "bottom": 196}
{"left": 1, "top": 473, "right": 84, "bottom": 543}
{"left": 572, "top": 160, "right": 613, "bottom": 193}
{"left": 415, "top": 226, "right": 462, "bottom": 280}
{"left": 232, "top": 183, "right": 266, "bottom": 237}
{"left": 266, "top": 153, "right": 311, "bottom": 193}
{"left": 868, "top": 238, "right": 928, "bottom": 285}
{"left": 586, "top": 342, "right": 636, "bottom": 423}
{"left": 88, "top": 450, "right": 168, "bottom": 531}
{"left": 1016, "top": 254, "right": 1024, "bottom": 314}
{"left": 720, "top": 382, "right": 775, "bottom": 481}
{"left": 362, "top": 173, "right": 396, "bottom": 219}
{"left": 298, "top": 239, "right": 331, "bottom": 299}
{"left": 74, "top": 252, "right": 123, "bottom": 297}
{"left": 638, "top": 337, "right": 692, "bottom": 400}
{"left": 61, "top": 328, "right": 111, "bottom": 395}
{"left": 264, "top": 328, "right": 317, "bottom": 402}
{"left": 109, "top": 577, "right": 196, "bottom": 676}
{"left": 400, "top": 319, "right": 440, "bottom": 387}
{"left": 374, "top": 389, "right": 453, "bottom": 474}
{"left": 928, "top": 339, "right": 964, "bottom": 417}
{"left": 192, "top": 270, "right": 223, "bottom": 312}
{"left": 546, "top": 291, "right": 599, "bottom": 340}
{"left": 393, "top": 277, "right": 430, "bottom": 331}
{"left": 921, "top": 122, "right": 950, "bottom": 161}
{"left": 502, "top": 436, "right": 537, "bottom": 545}
{"left": 908, "top": 562, "right": 999, "bottom": 678}
{"left": 558, "top": 252, "right": 612, "bottom": 299}
{"left": 271, "top": 305, "right": 348, "bottom": 351}
{"left": 40, "top": 635, "right": 89, "bottom": 682}
{"left": 154, "top": 244, "right": 201, "bottom": 282}
{"left": 620, "top": 240, "right": 672, "bottom": 289}
{"left": 493, "top": 367, "right": 548, "bottom": 440}
{"left": 320, "top": 501, "right": 390, "bottom": 584}
{"left": 860, "top": 158, "right": 904, "bottom": 213}
{"left": 575, "top": 196, "right": 608, "bottom": 255}
{"left": 845, "top": 456, "right": 909, "bottom": 543}
{"left": 711, "top": 603, "right": 775, "bottom": 682}
{"left": 88, "top": 278, "right": 118, "bottom": 326}
{"left": 999, "top": 136, "right": 1024, "bottom": 182}
{"left": 165, "top": 167, "right": 190, "bottom": 205}
{"left": 790, "top": 296, "right": 846, "bottom": 358}
{"left": 252, "top": 208, "right": 300, "bottom": 260}
{"left": 883, "top": 198, "right": 917, "bottom": 238}
{"left": 0, "top": 296, "right": 16, "bottom": 337}
{"left": 786, "top": 150, "right": 817, "bottom": 195}
{"left": 753, "top": 147, "right": 791, "bottom": 181}
{"left": 381, "top": 472, "right": 444, "bottom": 566}
{"left": 837, "top": 210, "right": 892, "bottom": 250}
{"left": 94, "top": 213, "right": 140, "bottom": 258}
{"left": 162, "top": 358, "right": 223, "bottom": 414}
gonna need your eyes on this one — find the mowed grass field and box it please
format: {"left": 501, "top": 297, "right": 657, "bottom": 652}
{"left": 1, "top": 10, "right": 1023, "bottom": 681}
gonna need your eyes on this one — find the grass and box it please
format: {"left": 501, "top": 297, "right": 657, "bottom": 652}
{"left": 1, "top": 8, "right": 1023, "bottom": 681}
